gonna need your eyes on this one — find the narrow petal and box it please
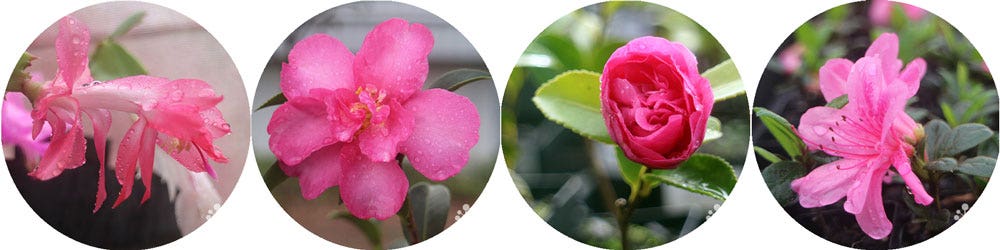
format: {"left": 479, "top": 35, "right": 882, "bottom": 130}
{"left": 157, "top": 133, "right": 214, "bottom": 176}
{"left": 797, "top": 106, "right": 878, "bottom": 158}
{"left": 290, "top": 144, "right": 344, "bottom": 200}
{"left": 892, "top": 152, "right": 933, "bottom": 205}
{"left": 56, "top": 16, "right": 91, "bottom": 89}
{"left": 83, "top": 108, "right": 111, "bottom": 212}
{"left": 267, "top": 97, "right": 337, "bottom": 166}
{"left": 281, "top": 34, "right": 356, "bottom": 99}
{"left": 30, "top": 102, "right": 86, "bottom": 180}
{"left": 818, "top": 58, "right": 853, "bottom": 102}
{"left": 400, "top": 89, "right": 480, "bottom": 181}
{"left": 339, "top": 146, "right": 409, "bottom": 220}
{"left": 791, "top": 158, "right": 866, "bottom": 208}
{"left": 139, "top": 123, "right": 157, "bottom": 204}
{"left": 853, "top": 167, "right": 893, "bottom": 239}
{"left": 113, "top": 118, "right": 147, "bottom": 207}
{"left": 358, "top": 100, "right": 413, "bottom": 162}
{"left": 354, "top": 18, "right": 433, "bottom": 100}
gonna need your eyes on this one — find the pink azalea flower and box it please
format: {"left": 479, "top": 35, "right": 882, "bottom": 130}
{"left": 268, "top": 18, "right": 480, "bottom": 220}
{"left": 3, "top": 92, "right": 52, "bottom": 164}
{"left": 778, "top": 43, "right": 805, "bottom": 74}
{"left": 869, "top": 0, "right": 928, "bottom": 26}
{"left": 24, "top": 16, "right": 230, "bottom": 211}
{"left": 791, "top": 33, "right": 932, "bottom": 239}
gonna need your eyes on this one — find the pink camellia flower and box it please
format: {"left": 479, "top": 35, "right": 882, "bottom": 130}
{"left": 23, "top": 16, "right": 230, "bottom": 211}
{"left": 791, "top": 33, "right": 931, "bottom": 239}
{"left": 267, "top": 18, "right": 480, "bottom": 220}
{"left": 600, "top": 36, "right": 713, "bottom": 169}
{"left": 869, "top": 0, "right": 928, "bottom": 26}
{"left": 3, "top": 92, "right": 52, "bottom": 164}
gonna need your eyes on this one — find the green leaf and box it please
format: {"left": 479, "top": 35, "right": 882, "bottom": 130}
{"left": 256, "top": 93, "right": 287, "bottom": 111}
{"left": 7, "top": 53, "right": 35, "bottom": 93}
{"left": 328, "top": 210, "right": 382, "bottom": 249}
{"left": 532, "top": 70, "right": 613, "bottom": 144}
{"left": 89, "top": 40, "right": 147, "bottom": 81}
{"left": 825, "top": 94, "right": 849, "bottom": 108}
{"left": 534, "top": 33, "right": 582, "bottom": 69}
{"left": 754, "top": 146, "right": 782, "bottom": 164}
{"left": 753, "top": 107, "right": 806, "bottom": 159}
{"left": 404, "top": 182, "right": 451, "bottom": 243}
{"left": 702, "top": 59, "right": 744, "bottom": 102}
{"left": 925, "top": 157, "right": 958, "bottom": 172}
{"left": 948, "top": 123, "right": 994, "bottom": 155}
{"left": 263, "top": 161, "right": 288, "bottom": 191}
{"left": 761, "top": 161, "right": 806, "bottom": 206}
{"left": 644, "top": 153, "right": 737, "bottom": 201}
{"left": 924, "top": 120, "right": 950, "bottom": 160}
{"left": 616, "top": 147, "right": 644, "bottom": 189}
{"left": 428, "top": 68, "right": 491, "bottom": 91}
{"left": 109, "top": 12, "right": 146, "bottom": 39}
{"left": 703, "top": 116, "right": 723, "bottom": 143}
{"left": 958, "top": 156, "right": 995, "bottom": 177}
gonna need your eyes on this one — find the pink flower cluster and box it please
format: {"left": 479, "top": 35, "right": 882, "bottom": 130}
{"left": 268, "top": 18, "right": 480, "bottom": 220}
{"left": 791, "top": 33, "right": 930, "bottom": 239}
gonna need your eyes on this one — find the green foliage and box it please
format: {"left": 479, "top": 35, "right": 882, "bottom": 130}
{"left": 825, "top": 94, "right": 849, "bottom": 109}
{"left": 753, "top": 107, "right": 806, "bottom": 159}
{"left": 428, "top": 68, "right": 491, "bottom": 91}
{"left": 923, "top": 119, "right": 993, "bottom": 159}
{"left": 938, "top": 63, "right": 998, "bottom": 126}
{"left": 754, "top": 146, "right": 782, "bottom": 164}
{"left": 762, "top": 161, "right": 806, "bottom": 206}
{"left": 644, "top": 154, "right": 737, "bottom": 201}
{"left": 616, "top": 148, "right": 644, "bottom": 191}
{"left": 255, "top": 93, "right": 287, "bottom": 111}
{"left": 532, "top": 70, "right": 613, "bottom": 144}
{"left": 702, "top": 59, "right": 745, "bottom": 102}
{"left": 703, "top": 116, "right": 723, "bottom": 143}
{"left": 7, "top": 53, "right": 35, "bottom": 93}
{"left": 402, "top": 182, "right": 451, "bottom": 243}
{"left": 89, "top": 12, "right": 148, "bottom": 80}
{"left": 328, "top": 210, "right": 382, "bottom": 249}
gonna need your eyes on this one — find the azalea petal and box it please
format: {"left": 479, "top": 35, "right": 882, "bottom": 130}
{"left": 818, "top": 58, "right": 853, "bottom": 102}
{"left": 339, "top": 146, "right": 408, "bottom": 220}
{"left": 56, "top": 16, "right": 91, "bottom": 89}
{"left": 358, "top": 100, "right": 413, "bottom": 162}
{"left": 892, "top": 151, "right": 933, "bottom": 205}
{"left": 844, "top": 159, "right": 889, "bottom": 214}
{"left": 83, "top": 108, "right": 111, "bottom": 212}
{"left": 791, "top": 158, "right": 866, "bottom": 208}
{"left": 400, "top": 89, "right": 479, "bottom": 181}
{"left": 354, "top": 18, "right": 433, "bottom": 100}
{"left": 797, "top": 106, "right": 878, "bottom": 158}
{"left": 287, "top": 143, "right": 344, "bottom": 200}
{"left": 865, "top": 33, "right": 902, "bottom": 79}
{"left": 267, "top": 96, "right": 337, "bottom": 166}
{"left": 113, "top": 118, "right": 147, "bottom": 207}
{"left": 896, "top": 58, "right": 926, "bottom": 98}
{"left": 853, "top": 167, "right": 893, "bottom": 239}
{"left": 281, "top": 34, "right": 356, "bottom": 99}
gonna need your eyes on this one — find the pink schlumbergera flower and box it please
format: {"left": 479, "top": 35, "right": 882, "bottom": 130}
{"left": 19, "top": 16, "right": 230, "bottom": 211}
{"left": 268, "top": 18, "right": 480, "bottom": 220}
{"left": 791, "top": 33, "right": 931, "bottom": 239}
{"left": 3, "top": 92, "right": 52, "bottom": 164}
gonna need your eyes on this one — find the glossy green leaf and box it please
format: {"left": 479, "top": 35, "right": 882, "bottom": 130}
{"left": 754, "top": 146, "right": 782, "bottom": 164}
{"left": 703, "top": 116, "right": 723, "bottom": 143}
{"left": 109, "top": 12, "right": 146, "bottom": 39}
{"left": 7, "top": 53, "right": 35, "bottom": 93}
{"left": 89, "top": 40, "right": 147, "bottom": 81}
{"left": 532, "top": 70, "right": 613, "bottom": 144}
{"left": 328, "top": 210, "right": 382, "bottom": 249}
{"left": 958, "top": 156, "right": 995, "bottom": 177}
{"left": 753, "top": 107, "right": 806, "bottom": 159}
{"left": 925, "top": 157, "right": 958, "bottom": 172}
{"left": 616, "top": 147, "right": 644, "bottom": 189}
{"left": 762, "top": 161, "right": 806, "bottom": 206}
{"left": 404, "top": 182, "right": 451, "bottom": 243}
{"left": 644, "top": 153, "right": 737, "bottom": 201}
{"left": 256, "top": 93, "right": 287, "bottom": 111}
{"left": 825, "top": 94, "right": 849, "bottom": 108}
{"left": 702, "top": 59, "right": 744, "bottom": 102}
{"left": 924, "top": 119, "right": 994, "bottom": 159}
{"left": 428, "top": 68, "right": 491, "bottom": 91}
{"left": 534, "top": 33, "right": 582, "bottom": 69}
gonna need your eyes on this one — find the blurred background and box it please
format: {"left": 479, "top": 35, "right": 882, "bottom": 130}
{"left": 753, "top": 1, "right": 996, "bottom": 248}
{"left": 503, "top": 2, "right": 749, "bottom": 249}
{"left": 250, "top": 2, "right": 499, "bottom": 248}
{"left": 4, "top": 1, "right": 249, "bottom": 248}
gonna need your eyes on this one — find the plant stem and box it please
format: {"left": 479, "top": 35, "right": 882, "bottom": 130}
{"left": 399, "top": 198, "right": 422, "bottom": 245}
{"left": 617, "top": 181, "right": 643, "bottom": 250}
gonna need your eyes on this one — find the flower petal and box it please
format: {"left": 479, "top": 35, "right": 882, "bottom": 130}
{"left": 865, "top": 33, "right": 903, "bottom": 79}
{"left": 819, "top": 58, "right": 853, "bottom": 102}
{"left": 56, "top": 16, "right": 91, "bottom": 89}
{"left": 791, "top": 158, "right": 866, "bottom": 208}
{"left": 30, "top": 101, "right": 86, "bottom": 180}
{"left": 339, "top": 146, "right": 408, "bottom": 220}
{"left": 83, "top": 108, "right": 111, "bottom": 212}
{"left": 113, "top": 117, "right": 147, "bottom": 207}
{"left": 892, "top": 151, "right": 933, "bottom": 205}
{"left": 358, "top": 100, "right": 413, "bottom": 162}
{"left": 400, "top": 89, "right": 480, "bottom": 181}
{"left": 281, "top": 34, "right": 356, "bottom": 99}
{"left": 138, "top": 122, "right": 157, "bottom": 204}
{"left": 354, "top": 18, "right": 433, "bottom": 100}
{"left": 853, "top": 167, "right": 893, "bottom": 239}
{"left": 267, "top": 96, "right": 337, "bottom": 166}
{"left": 285, "top": 143, "right": 344, "bottom": 200}
{"left": 797, "top": 106, "right": 878, "bottom": 158}
{"left": 896, "top": 58, "right": 926, "bottom": 98}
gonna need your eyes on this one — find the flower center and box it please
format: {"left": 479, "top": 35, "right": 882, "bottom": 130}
{"left": 350, "top": 84, "right": 390, "bottom": 130}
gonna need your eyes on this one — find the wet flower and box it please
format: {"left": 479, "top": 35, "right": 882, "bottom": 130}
{"left": 791, "top": 33, "right": 931, "bottom": 239}
{"left": 2, "top": 92, "right": 52, "bottom": 166}
{"left": 268, "top": 18, "right": 480, "bottom": 220}
{"left": 599, "top": 36, "right": 713, "bottom": 169}
{"left": 19, "top": 16, "right": 230, "bottom": 211}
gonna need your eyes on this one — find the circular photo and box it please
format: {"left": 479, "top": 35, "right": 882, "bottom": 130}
{"left": 503, "top": 2, "right": 749, "bottom": 249}
{"left": 753, "top": 1, "right": 996, "bottom": 248}
{"left": 2, "top": 2, "right": 249, "bottom": 248}
{"left": 250, "top": 1, "right": 499, "bottom": 249}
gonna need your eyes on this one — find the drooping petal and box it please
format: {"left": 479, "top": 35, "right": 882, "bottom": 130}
{"left": 892, "top": 151, "right": 933, "bottom": 205}
{"left": 285, "top": 143, "right": 344, "bottom": 200}
{"left": 400, "top": 89, "right": 480, "bottom": 181}
{"left": 852, "top": 167, "right": 892, "bottom": 239}
{"left": 844, "top": 159, "right": 889, "bottom": 214}
{"left": 55, "top": 16, "right": 91, "bottom": 89}
{"left": 139, "top": 122, "right": 157, "bottom": 204}
{"left": 281, "top": 34, "right": 356, "bottom": 99}
{"left": 30, "top": 101, "right": 86, "bottom": 180}
{"left": 791, "top": 158, "right": 867, "bottom": 208}
{"left": 156, "top": 133, "right": 216, "bottom": 178}
{"left": 358, "top": 100, "right": 413, "bottom": 162}
{"left": 113, "top": 118, "right": 147, "bottom": 207}
{"left": 267, "top": 96, "right": 337, "bottom": 166}
{"left": 83, "top": 108, "right": 111, "bottom": 212}
{"left": 797, "top": 106, "right": 878, "bottom": 158}
{"left": 354, "top": 18, "right": 433, "bottom": 100}
{"left": 818, "top": 58, "right": 853, "bottom": 101}
{"left": 338, "top": 145, "right": 408, "bottom": 220}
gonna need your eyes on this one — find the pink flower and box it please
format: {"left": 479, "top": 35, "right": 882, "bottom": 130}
{"left": 600, "top": 36, "right": 713, "bottom": 169}
{"left": 869, "top": 0, "right": 928, "bottom": 26}
{"left": 778, "top": 43, "right": 805, "bottom": 74}
{"left": 267, "top": 18, "right": 480, "bottom": 220}
{"left": 24, "top": 16, "right": 230, "bottom": 211}
{"left": 791, "top": 33, "right": 931, "bottom": 239}
{"left": 3, "top": 92, "right": 52, "bottom": 164}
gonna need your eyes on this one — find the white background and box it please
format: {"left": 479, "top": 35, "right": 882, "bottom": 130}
{"left": 1, "top": 0, "right": 997, "bottom": 249}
